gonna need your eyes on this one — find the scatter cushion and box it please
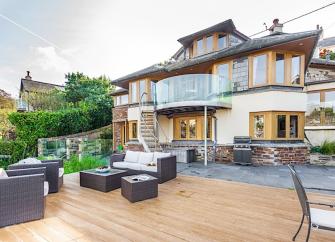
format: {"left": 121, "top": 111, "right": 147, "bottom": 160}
{"left": 59, "top": 168, "right": 64, "bottom": 178}
{"left": 140, "top": 164, "right": 157, "bottom": 173}
{"left": 18, "top": 157, "right": 42, "bottom": 165}
{"left": 153, "top": 152, "right": 171, "bottom": 164}
{"left": 138, "top": 152, "right": 154, "bottom": 165}
{"left": 124, "top": 151, "right": 140, "bottom": 163}
{"left": 44, "top": 181, "right": 49, "bottom": 196}
{"left": 113, "top": 162, "right": 141, "bottom": 170}
{"left": 311, "top": 208, "right": 335, "bottom": 228}
{"left": 0, "top": 168, "right": 8, "bottom": 178}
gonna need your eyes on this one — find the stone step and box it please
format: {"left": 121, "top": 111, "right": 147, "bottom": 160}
{"left": 143, "top": 137, "right": 156, "bottom": 142}
{"left": 141, "top": 120, "right": 154, "bottom": 126}
{"left": 140, "top": 125, "right": 154, "bottom": 129}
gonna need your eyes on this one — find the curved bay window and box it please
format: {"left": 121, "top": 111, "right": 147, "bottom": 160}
{"left": 174, "top": 116, "right": 212, "bottom": 140}
{"left": 249, "top": 51, "right": 305, "bottom": 88}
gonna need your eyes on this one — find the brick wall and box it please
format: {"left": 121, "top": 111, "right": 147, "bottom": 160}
{"left": 162, "top": 142, "right": 309, "bottom": 165}
{"left": 112, "top": 105, "right": 128, "bottom": 122}
{"left": 113, "top": 122, "right": 123, "bottom": 150}
{"left": 251, "top": 145, "right": 309, "bottom": 165}
{"left": 112, "top": 105, "right": 128, "bottom": 149}
{"left": 126, "top": 142, "right": 144, "bottom": 152}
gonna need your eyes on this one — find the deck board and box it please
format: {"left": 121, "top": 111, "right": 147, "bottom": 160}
{"left": 1, "top": 173, "right": 335, "bottom": 242}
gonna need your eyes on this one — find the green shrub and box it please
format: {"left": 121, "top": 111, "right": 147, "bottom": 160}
{"left": 0, "top": 140, "right": 26, "bottom": 168}
{"left": 64, "top": 155, "right": 107, "bottom": 174}
{"left": 320, "top": 140, "right": 335, "bottom": 155}
{"left": 310, "top": 146, "right": 321, "bottom": 153}
{"left": 8, "top": 109, "right": 91, "bottom": 156}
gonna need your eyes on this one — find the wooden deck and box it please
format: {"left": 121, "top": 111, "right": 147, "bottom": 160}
{"left": 1, "top": 173, "right": 335, "bottom": 242}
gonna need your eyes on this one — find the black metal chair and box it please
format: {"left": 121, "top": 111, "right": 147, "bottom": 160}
{"left": 288, "top": 165, "right": 335, "bottom": 242}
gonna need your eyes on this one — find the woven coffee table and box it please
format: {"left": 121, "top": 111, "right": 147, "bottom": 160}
{"left": 121, "top": 174, "right": 158, "bottom": 203}
{"left": 80, "top": 168, "right": 127, "bottom": 192}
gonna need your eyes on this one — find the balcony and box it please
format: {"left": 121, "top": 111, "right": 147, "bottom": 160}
{"left": 154, "top": 74, "right": 232, "bottom": 112}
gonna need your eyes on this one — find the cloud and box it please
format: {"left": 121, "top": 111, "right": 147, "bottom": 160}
{"left": 32, "top": 46, "right": 72, "bottom": 73}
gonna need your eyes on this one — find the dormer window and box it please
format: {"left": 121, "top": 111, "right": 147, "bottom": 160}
{"left": 218, "top": 34, "right": 227, "bottom": 50}
{"left": 185, "top": 48, "right": 190, "bottom": 59}
{"left": 230, "top": 34, "right": 243, "bottom": 46}
{"left": 206, "top": 35, "right": 213, "bottom": 53}
{"left": 197, "top": 39, "right": 204, "bottom": 56}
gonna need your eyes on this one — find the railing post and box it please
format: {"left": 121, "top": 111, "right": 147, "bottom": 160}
{"left": 204, "top": 105, "right": 207, "bottom": 166}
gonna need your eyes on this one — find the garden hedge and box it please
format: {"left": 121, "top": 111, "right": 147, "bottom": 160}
{"left": 8, "top": 108, "right": 92, "bottom": 156}
{"left": 0, "top": 140, "right": 26, "bottom": 168}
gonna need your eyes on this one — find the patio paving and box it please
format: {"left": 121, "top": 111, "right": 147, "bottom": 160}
{"left": 178, "top": 162, "right": 335, "bottom": 193}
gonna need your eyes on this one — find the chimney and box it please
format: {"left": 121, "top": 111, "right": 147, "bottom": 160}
{"left": 269, "top": 18, "right": 283, "bottom": 34}
{"left": 317, "top": 24, "right": 324, "bottom": 41}
{"left": 25, "top": 71, "right": 32, "bottom": 80}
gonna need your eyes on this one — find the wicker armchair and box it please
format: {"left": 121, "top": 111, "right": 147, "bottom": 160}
{"left": 110, "top": 153, "right": 177, "bottom": 183}
{"left": 0, "top": 168, "right": 46, "bottom": 228}
{"left": 8, "top": 159, "right": 63, "bottom": 193}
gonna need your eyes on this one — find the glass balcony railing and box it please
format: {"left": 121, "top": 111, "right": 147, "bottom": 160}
{"left": 154, "top": 74, "right": 232, "bottom": 110}
{"left": 306, "top": 102, "right": 335, "bottom": 126}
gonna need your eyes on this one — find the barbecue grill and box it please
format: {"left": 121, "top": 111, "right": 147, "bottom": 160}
{"left": 233, "top": 136, "right": 252, "bottom": 165}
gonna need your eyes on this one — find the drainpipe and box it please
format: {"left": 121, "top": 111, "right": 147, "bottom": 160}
{"left": 213, "top": 115, "right": 217, "bottom": 163}
{"left": 204, "top": 106, "right": 207, "bottom": 166}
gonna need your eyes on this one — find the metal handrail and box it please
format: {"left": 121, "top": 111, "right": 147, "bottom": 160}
{"left": 140, "top": 92, "right": 169, "bottom": 149}
{"left": 139, "top": 92, "right": 160, "bottom": 152}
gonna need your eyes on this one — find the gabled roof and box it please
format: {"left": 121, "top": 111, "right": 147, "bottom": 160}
{"left": 318, "top": 36, "right": 335, "bottom": 48}
{"left": 112, "top": 30, "right": 321, "bottom": 86}
{"left": 177, "top": 19, "right": 249, "bottom": 47}
{"left": 0, "top": 89, "right": 12, "bottom": 99}
{"left": 20, "top": 79, "right": 65, "bottom": 94}
{"left": 110, "top": 87, "right": 128, "bottom": 96}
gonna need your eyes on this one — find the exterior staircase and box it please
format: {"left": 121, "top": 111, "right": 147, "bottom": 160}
{"left": 140, "top": 111, "right": 161, "bottom": 151}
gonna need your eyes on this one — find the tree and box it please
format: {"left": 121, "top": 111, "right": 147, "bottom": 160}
{"left": 0, "top": 89, "right": 15, "bottom": 140}
{"left": 64, "top": 73, "right": 113, "bottom": 104}
{"left": 64, "top": 72, "right": 115, "bottom": 127}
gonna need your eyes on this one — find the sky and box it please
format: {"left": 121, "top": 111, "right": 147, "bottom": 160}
{"left": 1, "top": 0, "right": 335, "bottom": 97}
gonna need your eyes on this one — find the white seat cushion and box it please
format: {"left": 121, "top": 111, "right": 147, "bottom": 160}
{"left": 44, "top": 181, "right": 49, "bottom": 196}
{"left": 140, "top": 164, "right": 157, "bottom": 173}
{"left": 18, "top": 157, "right": 41, "bottom": 164}
{"left": 153, "top": 152, "right": 171, "bottom": 164}
{"left": 59, "top": 168, "right": 64, "bottom": 178}
{"left": 113, "top": 162, "right": 141, "bottom": 171}
{"left": 0, "top": 168, "right": 8, "bottom": 178}
{"left": 311, "top": 208, "right": 335, "bottom": 228}
{"left": 138, "top": 152, "right": 154, "bottom": 165}
{"left": 124, "top": 151, "right": 140, "bottom": 163}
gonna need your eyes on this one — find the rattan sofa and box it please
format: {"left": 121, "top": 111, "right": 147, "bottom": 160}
{"left": 110, "top": 152, "right": 177, "bottom": 183}
{"left": 8, "top": 159, "right": 63, "bottom": 193}
{"left": 0, "top": 167, "right": 46, "bottom": 228}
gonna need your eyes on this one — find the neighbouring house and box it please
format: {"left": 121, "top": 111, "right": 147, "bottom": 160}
{"left": 111, "top": 18, "right": 321, "bottom": 165}
{"left": 305, "top": 57, "right": 335, "bottom": 145}
{"left": 18, "top": 71, "right": 65, "bottom": 112}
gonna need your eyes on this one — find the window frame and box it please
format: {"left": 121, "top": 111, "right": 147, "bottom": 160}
{"left": 173, "top": 115, "right": 212, "bottom": 141}
{"left": 249, "top": 51, "right": 305, "bottom": 88}
{"left": 306, "top": 89, "right": 335, "bottom": 126}
{"left": 249, "top": 52, "right": 269, "bottom": 87}
{"left": 129, "top": 79, "right": 152, "bottom": 104}
{"left": 128, "top": 121, "right": 138, "bottom": 140}
{"left": 249, "top": 111, "right": 304, "bottom": 140}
